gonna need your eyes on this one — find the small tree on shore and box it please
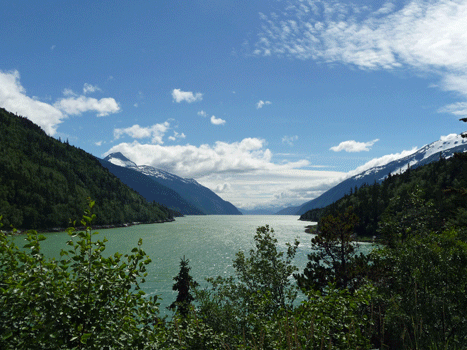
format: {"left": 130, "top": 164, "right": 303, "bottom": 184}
{"left": 169, "top": 256, "right": 198, "bottom": 317}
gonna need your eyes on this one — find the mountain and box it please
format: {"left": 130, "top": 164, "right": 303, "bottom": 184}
{"left": 0, "top": 108, "right": 174, "bottom": 229}
{"left": 275, "top": 206, "right": 301, "bottom": 215}
{"left": 239, "top": 208, "right": 281, "bottom": 215}
{"left": 98, "top": 159, "right": 205, "bottom": 215}
{"left": 239, "top": 205, "right": 300, "bottom": 215}
{"left": 103, "top": 152, "right": 242, "bottom": 215}
{"left": 295, "top": 135, "right": 467, "bottom": 215}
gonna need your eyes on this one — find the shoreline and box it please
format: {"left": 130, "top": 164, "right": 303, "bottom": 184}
{"left": 303, "top": 224, "right": 378, "bottom": 243}
{"left": 2, "top": 217, "right": 176, "bottom": 236}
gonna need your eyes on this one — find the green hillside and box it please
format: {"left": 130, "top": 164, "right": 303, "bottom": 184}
{"left": 300, "top": 153, "right": 467, "bottom": 238}
{"left": 0, "top": 108, "right": 174, "bottom": 229}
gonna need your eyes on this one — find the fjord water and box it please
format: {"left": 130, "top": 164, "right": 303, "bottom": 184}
{"left": 16, "top": 215, "right": 312, "bottom": 313}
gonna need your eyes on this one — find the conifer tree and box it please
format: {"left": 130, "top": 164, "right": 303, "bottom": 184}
{"left": 169, "top": 256, "right": 198, "bottom": 317}
{"left": 295, "top": 207, "right": 368, "bottom": 293}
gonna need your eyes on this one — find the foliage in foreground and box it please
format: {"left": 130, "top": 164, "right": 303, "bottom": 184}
{"left": 295, "top": 207, "right": 370, "bottom": 293}
{"left": 0, "top": 201, "right": 160, "bottom": 349}
{"left": 2, "top": 195, "right": 467, "bottom": 349}
{"left": 193, "top": 225, "right": 377, "bottom": 349}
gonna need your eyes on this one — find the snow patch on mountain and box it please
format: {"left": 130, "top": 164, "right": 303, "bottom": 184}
{"left": 106, "top": 152, "right": 137, "bottom": 168}
{"left": 105, "top": 153, "right": 189, "bottom": 183}
{"left": 294, "top": 133, "right": 467, "bottom": 215}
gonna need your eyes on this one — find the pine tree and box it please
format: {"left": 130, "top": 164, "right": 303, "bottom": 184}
{"left": 294, "top": 207, "right": 368, "bottom": 293}
{"left": 169, "top": 256, "right": 198, "bottom": 317}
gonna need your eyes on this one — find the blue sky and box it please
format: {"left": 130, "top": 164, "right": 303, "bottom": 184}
{"left": 1, "top": 0, "right": 467, "bottom": 209}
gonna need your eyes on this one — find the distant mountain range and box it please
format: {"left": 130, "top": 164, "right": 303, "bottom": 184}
{"left": 291, "top": 135, "right": 467, "bottom": 215}
{"left": 239, "top": 206, "right": 296, "bottom": 215}
{"left": 101, "top": 152, "right": 242, "bottom": 215}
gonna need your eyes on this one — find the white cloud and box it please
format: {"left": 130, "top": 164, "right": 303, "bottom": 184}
{"left": 103, "top": 134, "right": 422, "bottom": 209}
{"left": 104, "top": 137, "right": 348, "bottom": 208}
{"left": 172, "top": 88, "right": 203, "bottom": 103}
{"left": 83, "top": 83, "right": 101, "bottom": 94}
{"left": 256, "top": 100, "right": 271, "bottom": 109}
{"left": 211, "top": 115, "right": 226, "bottom": 125}
{"left": 0, "top": 70, "right": 66, "bottom": 135}
{"left": 330, "top": 139, "right": 379, "bottom": 152}
{"left": 113, "top": 122, "right": 170, "bottom": 144}
{"left": 62, "top": 88, "right": 76, "bottom": 96}
{"left": 0, "top": 70, "right": 121, "bottom": 135}
{"left": 438, "top": 102, "right": 467, "bottom": 116}
{"left": 54, "top": 95, "right": 120, "bottom": 117}
{"left": 254, "top": 0, "right": 467, "bottom": 109}
{"left": 198, "top": 110, "right": 208, "bottom": 117}
{"left": 168, "top": 131, "right": 186, "bottom": 141}
{"left": 199, "top": 167, "right": 344, "bottom": 209}
{"left": 282, "top": 135, "right": 298, "bottom": 146}
{"left": 95, "top": 141, "right": 103, "bottom": 146}
{"left": 105, "top": 138, "right": 274, "bottom": 178}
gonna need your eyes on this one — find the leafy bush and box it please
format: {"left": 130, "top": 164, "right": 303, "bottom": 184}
{"left": 194, "top": 225, "right": 299, "bottom": 347}
{"left": 376, "top": 229, "right": 467, "bottom": 349}
{"left": 264, "top": 285, "right": 376, "bottom": 350}
{"left": 0, "top": 201, "right": 160, "bottom": 349}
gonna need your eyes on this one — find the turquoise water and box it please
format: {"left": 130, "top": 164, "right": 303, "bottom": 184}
{"left": 12, "top": 215, "right": 372, "bottom": 315}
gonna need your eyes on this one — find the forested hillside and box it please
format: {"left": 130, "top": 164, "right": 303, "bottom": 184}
{"left": 293, "top": 135, "right": 467, "bottom": 215}
{"left": 0, "top": 108, "right": 174, "bottom": 229}
{"left": 300, "top": 153, "right": 467, "bottom": 238}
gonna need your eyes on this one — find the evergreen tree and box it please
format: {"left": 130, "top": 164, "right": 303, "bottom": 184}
{"left": 169, "top": 256, "right": 198, "bottom": 317}
{"left": 295, "top": 207, "right": 369, "bottom": 293}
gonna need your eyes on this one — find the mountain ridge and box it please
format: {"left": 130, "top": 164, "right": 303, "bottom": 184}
{"left": 0, "top": 108, "right": 174, "bottom": 229}
{"left": 294, "top": 134, "right": 467, "bottom": 215}
{"left": 103, "top": 152, "right": 242, "bottom": 215}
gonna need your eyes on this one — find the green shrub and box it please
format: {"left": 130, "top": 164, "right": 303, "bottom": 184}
{"left": 0, "top": 200, "right": 160, "bottom": 349}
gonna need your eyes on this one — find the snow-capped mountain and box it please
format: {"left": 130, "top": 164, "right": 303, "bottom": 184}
{"left": 101, "top": 152, "right": 242, "bottom": 215}
{"left": 295, "top": 134, "right": 467, "bottom": 215}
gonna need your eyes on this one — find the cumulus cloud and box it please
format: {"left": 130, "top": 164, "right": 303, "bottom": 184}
{"left": 113, "top": 122, "right": 170, "bottom": 144}
{"left": 104, "top": 138, "right": 274, "bottom": 178}
{"left": 54, "top": 95, "right": 120, "bottom": 117}
{"left": 103, "top": 137, "right": 350, "bottom": 208}
{"left": 211, "top": 115, "right": 226, "bottom": 125}
{"left": 198, "top": 110, "right": 207, "bottom": 117}
{"left": 254, "top": 0, "right": 467, "bottom": 113}
{"left": 282, "top": 135, "right": 298, "bottom": 146}
{"left": 256, "top": 100, "right": 271, "bottom": 109}
{"left": 172, "top": 88, "right": 203, "bottom": 103}
{"left": 0, "top": 70, "right": 65, "bottom": 135}
{"left": 0, "top": 70, "right": 121, "bottom": 135}
{"left": 330, "top": 139, "right": 379, "bottom": 152}
{"left": 199, "top": 167, "right": 344, "bottom": 209}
